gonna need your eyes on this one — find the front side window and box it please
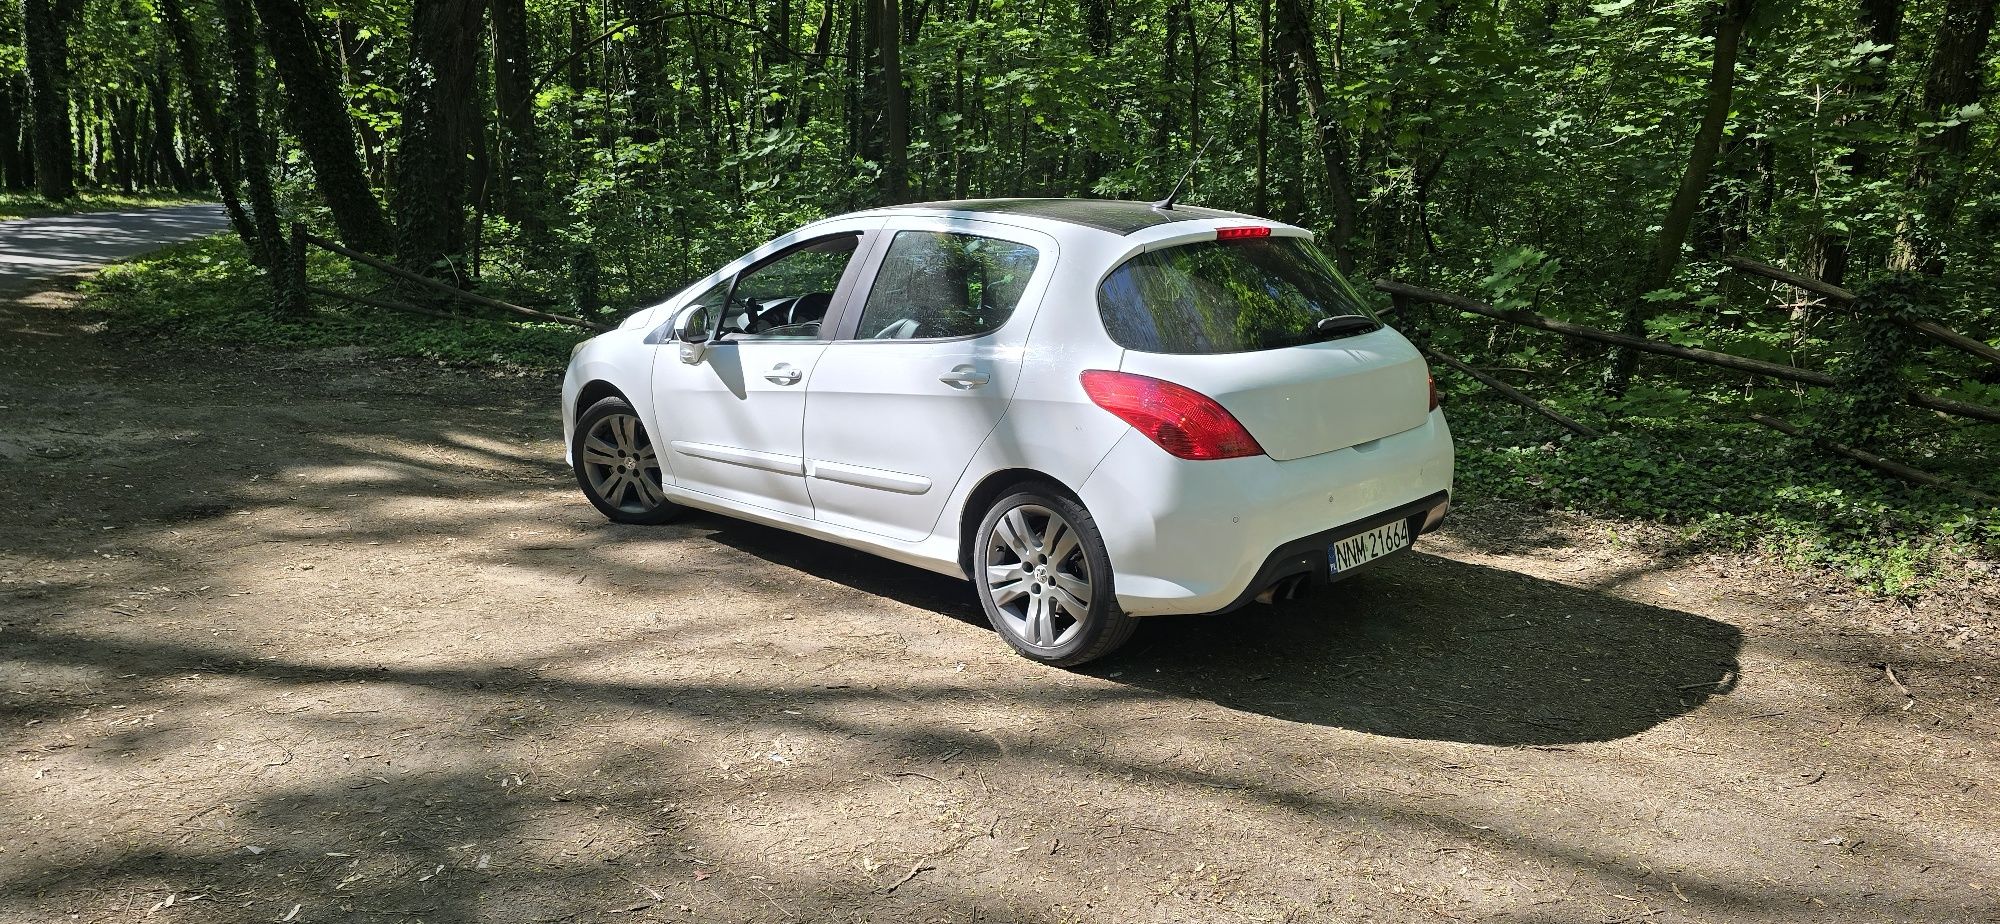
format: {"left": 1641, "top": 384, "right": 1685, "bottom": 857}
{"left": 852, "top": 231, "right": 1041, "bottom": 340}
{"left": 711, "top": 234, "right": 860, "bottom": 341}
{"left": 1097, "top": 236, "right": 1380, "bottom": 354}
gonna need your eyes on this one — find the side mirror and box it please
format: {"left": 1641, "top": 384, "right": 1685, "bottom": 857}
{"left": 679, "top": 336, "right": 708, "bottom": 364}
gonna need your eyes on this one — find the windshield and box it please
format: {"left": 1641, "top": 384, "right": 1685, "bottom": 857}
{"left": 1096, "top": 236, "right": 1381, "bottom": 354}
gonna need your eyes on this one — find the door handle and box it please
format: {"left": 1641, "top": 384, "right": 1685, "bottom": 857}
{"left": 764, "top": 363, "right": 803, "bottom": 385}
{"left": 938, "top": 366, "right": 990, "bottom": 389}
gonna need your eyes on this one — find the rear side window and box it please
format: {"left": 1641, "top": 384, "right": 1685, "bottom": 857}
{"left": 1097, "top": 236, "right": 1380, "bottom": 354}
{"left": 851, "top": 231, "right": 1041, "bottom": 340}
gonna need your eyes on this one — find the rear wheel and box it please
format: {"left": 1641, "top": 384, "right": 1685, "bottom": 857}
{"left": 974, "top": 486, "right": 1135, "bottom": 667}
{"left": 573, "top": 397, "right": 679, "bottom": 524}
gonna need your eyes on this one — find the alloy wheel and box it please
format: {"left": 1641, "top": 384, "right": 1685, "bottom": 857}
{"left": 983, "top": 503, "right": 1093, "bottom": 648}
{"left": 579, "top": 412, "right": 666, "bottom": 514}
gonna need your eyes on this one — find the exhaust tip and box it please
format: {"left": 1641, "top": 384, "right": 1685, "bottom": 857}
{"left": 1253, "top": 574, "right": 1311, "bottom": 605}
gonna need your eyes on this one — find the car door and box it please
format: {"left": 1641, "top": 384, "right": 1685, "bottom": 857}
{"left": 650, "top": 229, "right": 875, "bottom": 519}
{"left": 802, "top": 220, "right": 1056, "bottom": 541}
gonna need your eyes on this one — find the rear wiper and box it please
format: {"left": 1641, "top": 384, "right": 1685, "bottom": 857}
{"left": 1312, "top": 315, "right": 1378, "bottom": 339}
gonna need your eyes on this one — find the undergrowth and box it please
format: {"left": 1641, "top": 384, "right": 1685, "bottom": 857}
{"left": 0, "top": 191, "right": 211, "bottom": 221}
{"left": 84, "top": 236, "right": 586, "bottom": 367}
{"left": 84, "top": 234, "right": 1998, "bottom": 596}
{"left": 1445, "top": 378, "right": 1998, "bottom": 595}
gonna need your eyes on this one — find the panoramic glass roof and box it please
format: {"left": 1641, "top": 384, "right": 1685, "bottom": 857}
{"left": 895, "top": 198, "right": 1252, "bottom": 235}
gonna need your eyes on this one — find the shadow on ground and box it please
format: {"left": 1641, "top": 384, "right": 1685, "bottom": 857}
{"left": 693, "top": 516, "right": 1742, "bottom": 746}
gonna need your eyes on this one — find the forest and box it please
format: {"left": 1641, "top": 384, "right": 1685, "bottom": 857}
{"left": 4, "top": 0, "right": 1997, "bottom": 589}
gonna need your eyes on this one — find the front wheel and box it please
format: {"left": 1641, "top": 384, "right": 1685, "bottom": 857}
{"left": 974, "top": 485, "right": 1135, "bottom": 667}
{"left": 573, "top": 396, "right": 680, "bottom": 525}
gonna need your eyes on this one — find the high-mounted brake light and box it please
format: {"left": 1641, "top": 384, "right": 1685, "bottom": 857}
{"left": 1080, "top": 370, "right": 1264, "bottom": 461}
{"left": 1428, "top": 374, "right": 1440, "bottom": 411}
{"left": 1215, "top": 226, "right": 1271, "bottom": 241}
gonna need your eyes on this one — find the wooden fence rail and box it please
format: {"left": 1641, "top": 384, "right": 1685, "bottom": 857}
{"left": 1374, "top": 278, "right": 2000, "bottom": 425}
{"left": 1749, "top": 413, "right": 1995, "bottom": 503}
{"left": 1721, "top": 255, "right": 2000, "bottom": 368}
{"left": 1419, "top": 344, "right": 1602, "bottom": 439}
{"left": 297, "top": 228, "right": 612, "bottom": 333}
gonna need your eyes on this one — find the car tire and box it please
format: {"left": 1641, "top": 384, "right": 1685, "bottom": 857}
{"left": 973, "top": 484, "right": 1136, "bottom": 667}
{"left": 573, "top": 396, "right": 680, "bottom": 525}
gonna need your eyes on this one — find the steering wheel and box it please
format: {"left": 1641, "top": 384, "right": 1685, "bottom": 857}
{"left": 872, "top": 318, "right": 920, "bottom": 340}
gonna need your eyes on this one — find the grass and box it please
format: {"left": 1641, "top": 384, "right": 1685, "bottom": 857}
{"left": 0, "top": 190, "right": 213, "bottom": 221}
{"left": 83, "top": 233, "right": 1998, "bottom": 597}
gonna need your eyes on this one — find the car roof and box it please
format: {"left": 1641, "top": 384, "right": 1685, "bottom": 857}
{"left": 872, "top": 197, "right": 1260, "bottom": 236}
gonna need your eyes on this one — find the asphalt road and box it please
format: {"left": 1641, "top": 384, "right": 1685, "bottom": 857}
{"left": 0, "top": 204, "right": 228, "bottom": 284}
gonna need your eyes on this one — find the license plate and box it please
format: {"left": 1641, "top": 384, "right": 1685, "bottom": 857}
{"left": 1329, "top": 519, "right": 1410, "bottom": 577}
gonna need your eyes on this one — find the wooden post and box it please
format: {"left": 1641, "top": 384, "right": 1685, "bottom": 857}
{"left": 1422, "top": 346, "right": 1601, "bottom": 439}
{"left": 289, "top": 222, "right": 309, "bottom": 297}
{"left": 1372, "top": 278, "right": 2000, "bottom": 425}
{"left": 1749, "top": 413, "right": 1995, "bottom": 504}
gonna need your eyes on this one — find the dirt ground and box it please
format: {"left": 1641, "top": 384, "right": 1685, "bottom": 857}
{"left": 3, "top": 269, "right": 1998, "bottom": 924}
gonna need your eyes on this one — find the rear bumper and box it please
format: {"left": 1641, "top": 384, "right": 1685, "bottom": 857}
{"left": 1208, "top": 490, "right": 1448, "bottom": 613}
{"left": 1077, "top": 409, "right": 1454, "bottom": 616}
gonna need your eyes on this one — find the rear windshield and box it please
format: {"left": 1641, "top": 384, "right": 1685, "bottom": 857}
{"left": 1097, "top": 236, "right": 1381, "bottom": 354}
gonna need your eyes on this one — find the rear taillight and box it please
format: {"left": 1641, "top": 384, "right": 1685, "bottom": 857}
{"left": 1079, "top": 370, "right": 1264, "bottom": 461}
{"left": 1428, "top": 374, "right": 1439, "bottom": 411}
{"left": 1215, "top": 226, "right": 1271, "bottom": 241}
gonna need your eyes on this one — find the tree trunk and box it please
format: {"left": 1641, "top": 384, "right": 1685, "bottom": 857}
{"left": 490, "top": 0, "right": 546, "bottom": 237}
{"left": 157, "top": 0, "right": 258, "bottom": 247}
{"left": 860, "top": 0, "right": 908, "bottom": 204}
{"left": 336, "top": 21, "right": 389, "bottom": 187}
{"left": 217, "top": 0, "right": 285, "bottom": 269}
{"left": 0, "top": 74, "right": 23, "bottom": 190}
{"left": 1273, "top": 0, "right": 1357, "bottom": 270}
{"left": 23, "top": 0, "right": 77, "bottom": 201}
{"left": 1082, "top": 0, "right": 1112, "bottom": 190}
{"left": 1156, "top": 0, "right": 1182, "bottom": 157}
{"left": 251, "top": 0, "right": 393, "bottom": 253}
{"left": 390, "top": 0, "right": 488, "bottom": 277}
{"left": 1252, "top": 0, "right": 1269, "bottom": 215}
{"left": 146, "top": 65, "right": 196, "bottom": 192}
{"left": 1889, "top": 0, "right": 1996, "bottom": 275}
{"left": 1265, "top": 0, "right": 1305, "bottom": 224}
{"left": 1808, "top": 0, "right": 1903, "bottom": 289}
{"left": 1607, "top": 0, "right": 1756, "bottom": 393}
{"left": 216, "top": 0, "right": 308, "bottom": 312}
{"left": 110, "top": 94, "right": 138, "bottom": 192}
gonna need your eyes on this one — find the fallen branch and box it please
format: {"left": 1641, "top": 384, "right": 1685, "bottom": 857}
{"left": 1722, "top": 255, "right": 2000, "bottom": 369}
{"left": 1882, "top": 663, "right": 1914, "bottom": 701}
{"left": 298, "top": 230, "right": 611, "bottom": 332}
{"left": 1378, "top": 278, "right": 1841, "bottom": 385}
{"left": 881, "top": 863, "right": 934, "bottom": 894}
{"left": 309, "top": 286, "right": 463, "bottom": 323}
{"left": 1421, "top": 345, "right": 1601, "bottom": 439}
{"left": 1748, "top": 413, "right": 1995, "bottom": 504}
{"left": 1719, "top": 254, "right": 1858, "bottom": 303}
{"left": 1375, "top": 278, "right": 2000, "bottom": 424}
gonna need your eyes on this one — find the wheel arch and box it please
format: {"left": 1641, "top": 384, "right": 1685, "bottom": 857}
{"left": 955, "top": 467, "right": 1083, "bottom": 577}
{"left": 575, "top": 379, "right": 631, "bottom": 420}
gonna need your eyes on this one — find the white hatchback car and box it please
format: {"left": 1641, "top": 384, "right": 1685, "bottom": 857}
{"left": 562, "top": 198, "right": 1453, "bottom": 665}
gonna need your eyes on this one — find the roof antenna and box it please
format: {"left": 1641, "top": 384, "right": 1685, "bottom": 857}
{"left": 1151, "top": 136, "right": 1215, "bottom": 211}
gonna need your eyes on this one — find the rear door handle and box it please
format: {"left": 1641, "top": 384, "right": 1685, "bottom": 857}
{"left": 764, "top": 363, "right": 803, "bottom": 385}
{"left": 938, "top": 366, "right": 990, "bottom": 389}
